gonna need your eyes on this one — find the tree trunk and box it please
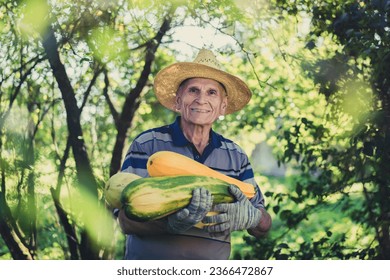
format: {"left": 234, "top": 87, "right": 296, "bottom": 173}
{"left": 42, "top": 27, "right": 98, "bottom": 198}
{"left": 109, "top": 12, "right": 175, "bottom": 176}
{"left": 0, "top": 174, "right": 33, "bottom": 260}
{"left": 26, "top": 98, "right": 37, "bottom": 258}
{"left": 50, "top": 139, "right": 81, "bottom": 260}
{"left": 0, "top": 212, "right": 33, "bottom": 260}
{"left": 376, "top": 63, "right": 390, "bottom": 259}
{"left": 42, "top": 25, "right": 99, "bottom": 259}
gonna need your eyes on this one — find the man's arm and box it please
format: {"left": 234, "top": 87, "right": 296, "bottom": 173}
{"left": 118, "top": 210, "right": 168, "bottom": 235}
{"left": 247, "top": 207, "right": 272, "bottom": 238}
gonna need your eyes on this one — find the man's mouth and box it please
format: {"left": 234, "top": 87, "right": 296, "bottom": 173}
{"left": 191, "top": 108, "right": 211, "bottom": 113}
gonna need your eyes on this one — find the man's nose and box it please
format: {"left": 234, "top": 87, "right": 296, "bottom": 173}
{"left": 195, "top": 91, "right": 208, "bottom": 103}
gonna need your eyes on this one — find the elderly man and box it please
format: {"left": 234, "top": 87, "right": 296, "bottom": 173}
{"left": 118, "top": 49, "right": 272, "bottom": 260}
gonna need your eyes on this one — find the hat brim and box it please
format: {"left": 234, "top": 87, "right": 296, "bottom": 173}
{"left": 153, "top": 62, "right": 252, "bottom": 115}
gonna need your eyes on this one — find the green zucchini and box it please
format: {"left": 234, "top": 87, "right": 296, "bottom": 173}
{"left": 120, "top": 175, "right": 234, "bottom": 222}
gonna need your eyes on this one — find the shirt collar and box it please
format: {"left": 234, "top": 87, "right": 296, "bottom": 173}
{"left": 171, "top": 116, "right": 222, "bottom": 148}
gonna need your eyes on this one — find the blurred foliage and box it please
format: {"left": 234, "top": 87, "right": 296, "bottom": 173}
{"left": 1, "top": 0, "right": 389, "bottom": 259}
{"left": 240, "top": 0, "right": 390, "bottom": 260}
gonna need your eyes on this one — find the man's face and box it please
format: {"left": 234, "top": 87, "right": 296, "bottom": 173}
{"left": 175, "top": 78, "right": 228, "bottom": 126}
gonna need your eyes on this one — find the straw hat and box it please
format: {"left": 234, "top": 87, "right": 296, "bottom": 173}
{"left": 153, "top": 49, "right": 252, "bottom": 115}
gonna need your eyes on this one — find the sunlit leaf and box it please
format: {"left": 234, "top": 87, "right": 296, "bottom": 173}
{"left": 17, "top": 0, "right": 50, "bottom": 38}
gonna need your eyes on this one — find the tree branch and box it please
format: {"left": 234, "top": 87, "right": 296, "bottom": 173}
{"left": 80, "top": 66, "right": 105, "bottom": 112}
{"left": 109, "top": 8, "right": 176, "bottom": 176}
{"left": 102, "top": 69, "right": 119, "bottom": 126}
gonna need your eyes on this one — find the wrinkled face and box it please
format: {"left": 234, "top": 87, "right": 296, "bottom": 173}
{"left": 175, "top": 78, "right": 228, "bottom": 126}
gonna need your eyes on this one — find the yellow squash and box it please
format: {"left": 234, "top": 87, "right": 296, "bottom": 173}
{"left": 146, "top": 151, "right": 256, "bottom": 199}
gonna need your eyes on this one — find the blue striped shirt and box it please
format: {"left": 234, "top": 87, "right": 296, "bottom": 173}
{"left": 120, "top": 116, "right": 264, "bottom": 259}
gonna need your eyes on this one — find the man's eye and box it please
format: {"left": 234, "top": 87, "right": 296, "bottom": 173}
{"left": 189, "top": 87, "right": 198, "bottom": 93}
{"left": 209, "top": 90, "right": 217, "bottom": 95}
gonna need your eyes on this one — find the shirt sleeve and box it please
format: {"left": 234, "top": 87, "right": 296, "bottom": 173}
{"left": 121, "top": 139, "right": 150, "bottom": 178}
{"left": 239, "top": 154, "right": 265, "bottom": 209}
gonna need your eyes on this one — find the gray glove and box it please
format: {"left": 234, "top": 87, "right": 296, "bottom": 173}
{"left": 167, "top": 187, "right": 213, "bottom": 233}
{"left": 202, "top": 185, "right": 261, "bottom": 237}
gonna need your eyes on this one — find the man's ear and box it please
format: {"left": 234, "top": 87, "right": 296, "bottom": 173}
{"left": 175, "top": 96, "right": 182, "bottom": 111}
{"left": 220, "top": 97, "right": 228, "bottom": 115}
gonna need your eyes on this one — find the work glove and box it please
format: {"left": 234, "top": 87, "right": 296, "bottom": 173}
{"left": 167, "top": 187, "right": 213, "bottom": 233}
{"left": 202, "top": 185, "right": 262, "bottom": 237}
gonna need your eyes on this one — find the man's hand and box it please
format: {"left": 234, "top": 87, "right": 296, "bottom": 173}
{"left": 202, "top": 185, "right": 262, "bottom": 237}
{"left": 167, "top": 187, "right": 213, "bottom": 233}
